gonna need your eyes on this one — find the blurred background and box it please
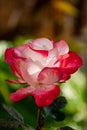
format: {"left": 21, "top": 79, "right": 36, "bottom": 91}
{"left": 0, "top": 0, "right": 87, "bottom": 130}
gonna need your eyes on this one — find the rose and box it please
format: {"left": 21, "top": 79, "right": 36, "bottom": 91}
{"left": 5, "top": 38, "right": 82, "bottom": 107}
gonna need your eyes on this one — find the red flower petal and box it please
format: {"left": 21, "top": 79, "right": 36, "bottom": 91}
{"left": 30, "top": 38, "right": 53, "bottom": 50}
{"left": 54, "top": 40, "right": 69, "bottom": 55}
{"left": 10, "top": 87, "right": 34, "bottom": 102}
{"left": 5, "top": 47, "right": 26, "bottom": 81}
{"left": 60, "top": 52, "right": 83, "bottom": 73}
{"left": 5, "top": 47, "right": 26, "bottom": 63}
{"left": 29, "top": 44, "right": 48, "bottom": 57}
{"left": 10, "top": 85, "right": 60, "bottom": 107}
{"left": 57, "top": 68, "right": 71, "bottom": 82}
{"left": 19, "top": 59, "right": 41, "bottom": 86}
{"left": 33, "top": 85, "right": 60, "bottom": 107}
{"left": 5, "top": 48, "right": 14, "bottom": 64}
{"left": 38, "top": 67, "right": 60, "bottom": 84}
{"left": 38, "top": 67, "right": 71, "bottom": 83}
{"left": 29, "top": 38, "right": 53, "bottom": 57}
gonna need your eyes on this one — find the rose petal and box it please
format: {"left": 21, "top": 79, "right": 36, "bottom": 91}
{"left": 29, "top": 38, "right": 53, "bottom": 56}
{"left": 19, "top": 59, "right": 42, "bottom": 86}
{"left": 60, "top": 52, "right": 83, "bottom": 73}
{"left": 38, "top": 67, "right": 72, "bottom": 83}
{"left": 30, "top": 38, "right": 53, "bottom": 50}
{"left": 46, "top": 48, "right": 58, "bottom": 67}
{"left": 10, "top": 85, "right": 60, "bottom": 107}
{"left": 5, "top": 48, "right": 23, "bottom": 80}
{"left": 38, "top": 67, "right": 60, "bottom": 84}
{"left": 12, "top": 43, "right": 29, "bottom": 58}
{"left": 10, "top": 87, "right": 34, "bottom": 102}
{"left": 5, "top": 45, "right": 26, "bottom": 63}
{"left": 55, "top": 40, "right": 69, "bottom": 55}
{"left": 33, "top": 85, "right": 60, "bottom": 107}
{"left": 22, "top": 46, "right": 47, "bottom": 66}
{"left": 5, "top": 48, "right": 14, "bottom": 64}
{"left": 57, "top": 68, "right": 71, "bottom": 82}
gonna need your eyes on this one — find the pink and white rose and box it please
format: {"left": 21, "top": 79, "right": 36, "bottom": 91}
{"left": 5, "top": 38, "right": 82, "bottom": 107}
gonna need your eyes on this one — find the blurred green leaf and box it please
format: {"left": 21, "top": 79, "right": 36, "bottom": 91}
{"left": 3, "top": 103, "right": 24, "bottom": 122}
{"left": 53, "top": 96, "right": 67, "bottom": 109}
{"left": 0, "top": 119, "right": 21, "bottom": 129}
{"left": 59, "top": 126, "right": 75, "bottom": 130}
{"left": 0, "top": 119, "right": 35, "bottom": 130}
{"left": 21, "top": 124, "right": 35, "bottom": 130}
{"left": 44, "top": 127, "right": 57, "bottom": 130}
{"left": 43, "top": 96, "right": 67, "bottom": 121}
{"left": 44, "top": 126, "right": 75, "bottom": 130}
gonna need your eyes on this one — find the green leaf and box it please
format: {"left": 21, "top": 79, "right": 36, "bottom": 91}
{"left": 21, "top": 124, "right": 35, "bottom": 130}
{"left": 0, "top": 119, "right": 21, "bottom": 129}
{"left": 44, "top": 127, "right": 57, "bottom": 130}
{"left": 43, "top": 96, "right": 67, "bottom": 121}
{"left": 53, "top": 96, "right": 67, "bottom": 109}
{"left": 59, "top": 126, "right": 75, "bottom": 130}
{"left": 44, "top": 126, "right": 75, "bottom": 130}
{"left": 52, "top": 111, "right": 65, "bottom": 121}
{"left": 3, "top": 103, "right": 24, "bottom": 122}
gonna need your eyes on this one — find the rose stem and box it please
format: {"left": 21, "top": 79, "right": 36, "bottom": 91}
{"left": 36, "top": 107, "right": 43, "bottom": 130}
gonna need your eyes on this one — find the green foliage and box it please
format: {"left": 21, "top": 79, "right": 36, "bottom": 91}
{"left": 59, "top": 126, "right": 75, "bottom": 130}
{"left": 3, "top": 103, "right": 24, "bottom": 122}
{"left": 43, "top": 96, "right": 67, "bottom": 121}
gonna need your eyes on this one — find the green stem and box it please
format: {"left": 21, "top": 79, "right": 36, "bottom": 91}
{"left": 36, "top": 107, "right": 43, "bottom": 130}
